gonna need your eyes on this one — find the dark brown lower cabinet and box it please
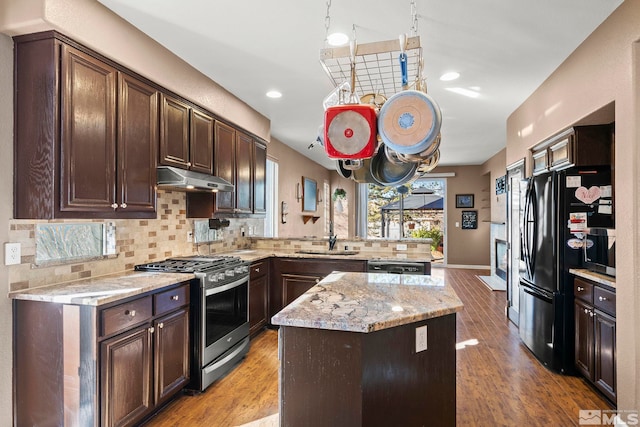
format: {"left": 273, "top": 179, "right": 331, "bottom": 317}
{"left": 249, "top": 260, "right": 270, "bottom": 337}
{"left": 14, "top": 281, "right": 191, "bottom": 427}
{"left": 101, "top": 324, "right": 153, "bottom": 427}
{"left": 270, "top": 258, "right": 367, "bottom": 319}
{"left": 573, "top": 276, "right": 616, "bottom": 405}
{"left": 279, "top": 314, "right": 457, "bottom": 426}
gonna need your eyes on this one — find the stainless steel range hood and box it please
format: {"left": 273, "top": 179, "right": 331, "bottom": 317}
{"left": 157, "top": 166, "right": 234, "bottom": 192}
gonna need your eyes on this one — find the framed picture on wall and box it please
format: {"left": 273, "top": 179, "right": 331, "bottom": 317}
{"left": 461, "top": 210, "right": 478, "bottom": 229}
{"left": 456, "top": 194, "right": 474, "bottom": 208}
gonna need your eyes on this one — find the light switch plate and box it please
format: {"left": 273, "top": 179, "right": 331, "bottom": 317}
{"left": 4, "top": 242, "right": 21, "bottom": 265}
{"left": 396, "top": 244, "right": 407, "bottom": 251}
{"left": 416, "top": 325, "right": 428, "bottom": 353}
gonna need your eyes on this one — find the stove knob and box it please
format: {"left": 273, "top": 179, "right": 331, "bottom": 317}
{"left": 242, "top": 265, "right": 249, "bottom": 273}
{"left": 225, "top": 270, "right": 234, "bottom": 277}
{"left": 218, "top": 272, "right": 226, "bottom": 281}
{"left": 208, "top": 275, "right": 218, "bottom": 283}
{"left": 235, "top": 266, "right": 243, "bottom": 274}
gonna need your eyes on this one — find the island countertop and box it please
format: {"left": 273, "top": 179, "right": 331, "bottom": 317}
{"left": 271, "top": 271, "right": 463, "bottom": 333}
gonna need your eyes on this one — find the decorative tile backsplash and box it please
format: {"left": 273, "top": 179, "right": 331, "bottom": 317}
{"left": 8, "top": 190, "right": 264, "bottom": 292}
{"left": 35, "top": 223, "right": 105, "bottom": 264}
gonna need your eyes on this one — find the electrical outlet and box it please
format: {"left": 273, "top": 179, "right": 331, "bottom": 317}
{"left": 187, "top": 231, "right": 193, "bottom": 243}
{"left": 415, "top": 325, "right": 428, "bottom": 353}
{"left": 5, "top": 242, "right": 21, "bottom": 266}
{"left": 396, "top": 243, "right": 407, "bottom": 251}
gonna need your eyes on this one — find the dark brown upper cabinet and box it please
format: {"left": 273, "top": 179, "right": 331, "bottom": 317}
{"left": 14, "top": 32, "right": 157, "bottom": 219}
{"left": 187, "top": 122, "right": 267, "bottom": 218}
{"left": 159, "top": 94, "right": 214, "bottom": 175}
{"left": 253, "top": 141, "right": 267, "bottom": 214}
{"left": 214, "top": 121, "right": 236, "bottom": 213}
{"left": 235, "top": 130, "right": 254, "bottom": 214}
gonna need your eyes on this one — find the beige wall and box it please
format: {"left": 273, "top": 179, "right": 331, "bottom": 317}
{"left": 267, "top": 138, "right": 332, "bottom": 238}
{"left": 506, "top": 1, "right": 637, "bottom": 410}
{"left": 430, "top": 165, "right": 491, "bottom": 267}
{"left": 481, "top": 148, "right": 507, "bottom": 225}
{"left": 0, "top": 0, "right": 270, "bottom": 141}
{"left": 0, "top": 33, "right": 13, "bottom": 427}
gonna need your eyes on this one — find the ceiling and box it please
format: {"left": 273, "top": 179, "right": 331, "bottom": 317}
{"left": 98, "top": 0, "right": 623, "bottom": 170}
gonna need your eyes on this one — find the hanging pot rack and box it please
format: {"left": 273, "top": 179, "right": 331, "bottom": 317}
{"left": 319, "top": 36, "right": 423, "bottom": 100}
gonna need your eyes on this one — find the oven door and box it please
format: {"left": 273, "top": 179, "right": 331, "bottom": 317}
{"left": 202, "top": 276, "right": 249, "bottom": 366}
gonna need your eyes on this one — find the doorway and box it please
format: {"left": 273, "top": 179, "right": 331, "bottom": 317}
{"left": 506, "top": 159, "right": 525, "bottom": 325}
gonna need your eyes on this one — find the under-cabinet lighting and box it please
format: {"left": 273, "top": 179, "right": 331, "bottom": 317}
{"left": 391, "top": 306, "right": 404, "bottom": 312}
{"left": 186, "top": 185, "right": 195, "bottom": 190}
{"left": 266, "top": 90, "right": 282, "bottom": 99}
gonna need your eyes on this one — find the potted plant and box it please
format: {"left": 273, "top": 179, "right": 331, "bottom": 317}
{"left": 332, "top": 188, "right": 346, "bottom": 201}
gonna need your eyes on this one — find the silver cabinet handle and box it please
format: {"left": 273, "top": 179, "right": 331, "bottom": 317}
{"left": 120, "top": 203, "right": 127, "bottom": 209}
{"left": 171, "top": 295, "right": 179, "bottom": 301}
{"left": 577, "top": 286, "right": 584, "bottom": 292}
{"left": 187, "top": 162, "right": 192, "bottom": 167}
{"left": 254, "top": 268, "right": 260, "bottom": 273}
{"left": 125, "top": 309, "right": 136, "bottom": 317}
{"left": 148, "top": 327, "right": 155, "bottom": 334}
{"left": 315, "top": 278, "right": 320, "bottom": 283}
{"left": 598, "top": 296, "right": 608, "bottom": 302}
{"left": 584, "top": 308, "right": 589, "bottom": 314}
{"left": 111, "top": 203, "right": 118, "bottom": 209}
{"left": 158, "top": 322, "right": 164, "bottom": 329}
{"left": 589, "top": 311, "right": 594, "bottom": 317}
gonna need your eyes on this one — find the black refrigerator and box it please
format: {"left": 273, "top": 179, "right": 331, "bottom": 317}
{"left": 518, "top": 167, "right": 613, "bottom": 373}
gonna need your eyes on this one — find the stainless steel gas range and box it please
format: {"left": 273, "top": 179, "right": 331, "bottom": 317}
{"left": 135, "top": 255, "right": 250, "bottom": 392}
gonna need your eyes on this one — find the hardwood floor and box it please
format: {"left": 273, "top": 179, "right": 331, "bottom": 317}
{"left": 145, "top": 268, "right": 611, "bottom": 427}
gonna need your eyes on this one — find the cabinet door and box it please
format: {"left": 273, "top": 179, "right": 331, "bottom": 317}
{"left": 118, "top": 73, "right": 158, "bottom": 215}
{"left": 101, "top": 324, "right": 153, "bottom": 427}
{"left": 160, "top": 94, "right": 190, "bottom": 168}
{"left": 214, "top": 121, "right": 236, "bottom": 212}
{"left": 594, "top": 311, "right": 616, "bottom": 402}
{"left": 249, "top": 272, "right": 269, "bottom": 336}
{"left": 154, "top": 308, "right": 190, "bottom": 404}
{"left": 574, "top": 300, "right": 594, "bottom": 380}
{"left": 282, "top": 274, "right": 321, "bottom": 307}
{"left": 235, "top": 131, "right": 253, "bottom": 213}
{"left": 253, "top": 141, "right": 267, "bottom": 214}
{"left": 60, "top": 45, "right": 117, "bottom": 214}
{"left": 190, "top": 108, "right": 214, "bottom": 174}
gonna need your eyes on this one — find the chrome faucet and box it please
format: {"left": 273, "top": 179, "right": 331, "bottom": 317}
{"left": 329, "top": 221, "right": 337, "bottom": 250}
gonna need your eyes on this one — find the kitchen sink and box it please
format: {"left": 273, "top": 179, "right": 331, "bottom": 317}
{"left": 295, "top": 249, "right": 359, "bottom": 256}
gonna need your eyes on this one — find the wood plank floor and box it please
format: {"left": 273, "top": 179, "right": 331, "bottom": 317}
{"left": 144, "top": 268, "right": 611, "bottom": 427}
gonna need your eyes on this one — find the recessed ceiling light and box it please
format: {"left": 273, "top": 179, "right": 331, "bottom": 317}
{"left": 445, "top": 87, "right": 480, "bottom": 99}
{"left": 327, "top": 32, "right": 349, "bottom": 46}
{"left": 266, "top": 90, "right": 282, "bottom": 99}
{"left": 439, "top": 71, "right": 460, "bottom": 81}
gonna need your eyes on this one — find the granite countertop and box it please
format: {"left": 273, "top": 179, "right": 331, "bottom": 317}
{"left": 569, "top": 268, "right": 616, "bottom": 289}
{"left": 271, "top": 272, "right": 463, "bottom": 333}
{"left": 224, "top": 249, "right": 432, "bottom": 264}
{"left": 8, "top": 271, "right": 195, "bottom": 306}
{"left": 8, "top": 250, "right": 431, "bottom": 307}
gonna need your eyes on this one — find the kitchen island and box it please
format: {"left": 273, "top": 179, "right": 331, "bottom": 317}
{"left": 271, "top": 272, "right": 463, "bottom": 427}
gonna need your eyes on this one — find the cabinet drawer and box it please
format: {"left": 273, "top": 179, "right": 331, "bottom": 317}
{"left": 574, "top": 278, "right": 594, "bottom": 304}
{"left": 594, "top": 287, "right": 616, "bottom": 316}
{"left": 154, "top": 283, "right": 190, "bottom": 316}
{"left": 250, "top": 261, "right": 268, "bottom": 280}
{"left": 101, "top": 296, "right": 152, "bottom": 337}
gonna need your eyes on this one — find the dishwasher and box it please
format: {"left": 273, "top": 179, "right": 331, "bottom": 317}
{"left": 367, "top": 260, "right": 431, "bottom": 275}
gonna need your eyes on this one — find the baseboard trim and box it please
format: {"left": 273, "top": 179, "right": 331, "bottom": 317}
{"left": 445, "top": 264, "right": 490, "bottom": 270}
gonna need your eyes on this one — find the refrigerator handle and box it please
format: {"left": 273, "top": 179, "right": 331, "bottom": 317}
{"left": 529, "top": 182, "right": 538, "bottom": 277}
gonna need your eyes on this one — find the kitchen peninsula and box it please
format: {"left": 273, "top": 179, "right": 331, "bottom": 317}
{"left": 271, "top": 271, "right": 463, "bottom": 427}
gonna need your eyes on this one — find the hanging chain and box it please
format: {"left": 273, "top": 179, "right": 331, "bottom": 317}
{"left": 410, "top": 0, "right": 418, "bottom": 36}
{"left": 324, "top": 0, "right": 332, "bottom": 41}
